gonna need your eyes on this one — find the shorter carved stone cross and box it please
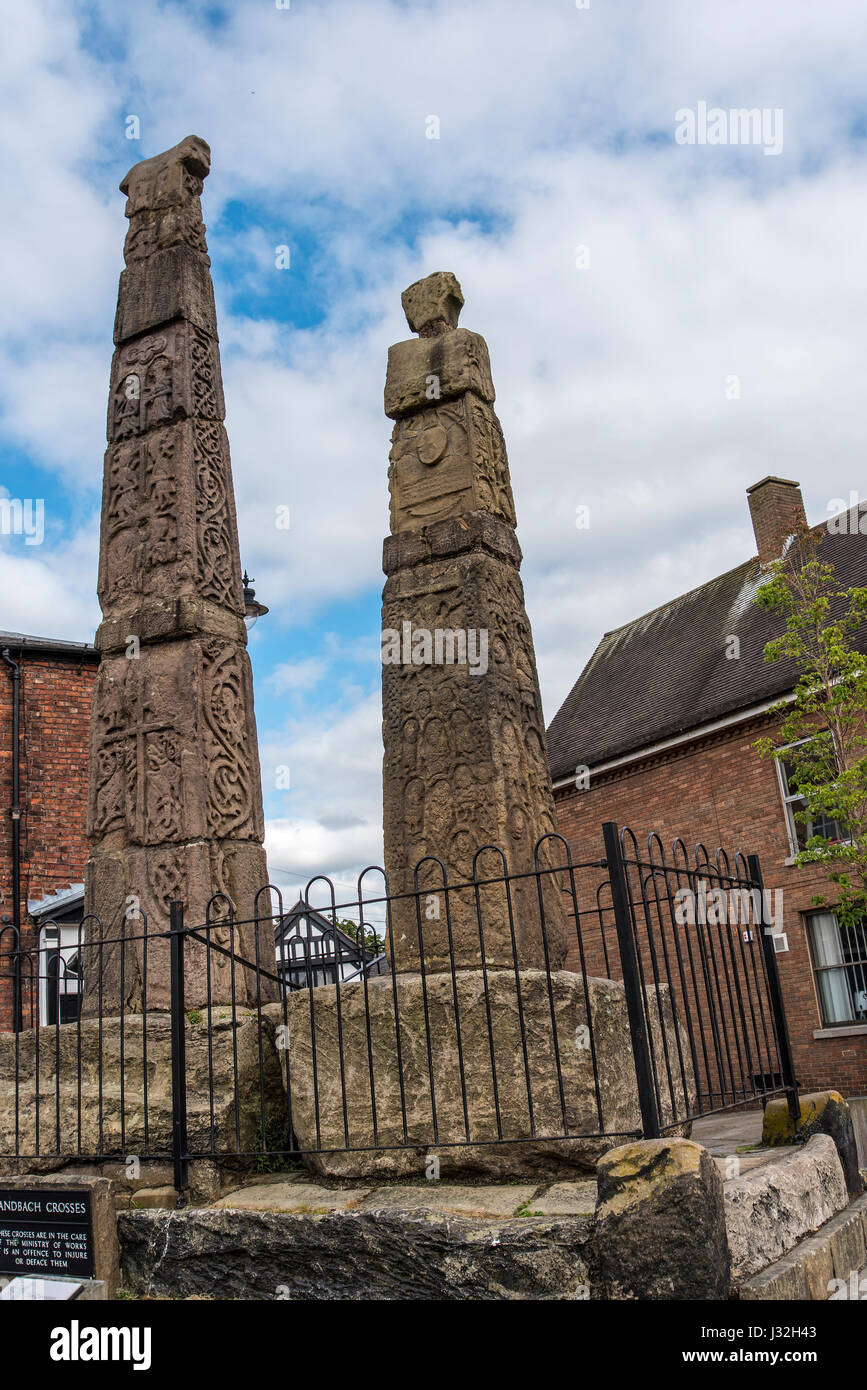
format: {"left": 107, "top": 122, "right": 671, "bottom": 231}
{"left": 381, "top": 272, "right": 569, "bottom": 973}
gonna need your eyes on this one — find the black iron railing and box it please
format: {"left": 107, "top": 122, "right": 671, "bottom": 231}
{"left": 0, "top": 823, "right": 799, "bottom": 1196}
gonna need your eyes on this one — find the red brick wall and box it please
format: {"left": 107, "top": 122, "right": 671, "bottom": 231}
{"left": 0, "top": 651, "right": 97, "bottom": 1031}
{"left": 553, "top": 710, "right": 867, "bottom": 1098}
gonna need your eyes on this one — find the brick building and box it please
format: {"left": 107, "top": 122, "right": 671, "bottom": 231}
{"left": 0, "top": 631, "right": 98, "bottom": 1032}
{"left": 548, "top": 478, "right": 867, "bottom": 1097}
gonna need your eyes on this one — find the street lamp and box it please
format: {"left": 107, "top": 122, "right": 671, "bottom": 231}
{"left": 243, "top": 571, "right": 269, "bottom": 630}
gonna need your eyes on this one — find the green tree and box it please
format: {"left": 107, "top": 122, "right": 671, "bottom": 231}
{"left": 754, "top": 523, "right": 867, "bottom": 926}
{"left": 336, "top": 920, "right": 386, "bottom": 958}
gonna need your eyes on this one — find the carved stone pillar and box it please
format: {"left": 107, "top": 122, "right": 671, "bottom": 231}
{"left": 83, "top": 136, "right": 272, "bottom": 1012}
{"left": 381, "top": 273, "right": 570, "bottom": 972}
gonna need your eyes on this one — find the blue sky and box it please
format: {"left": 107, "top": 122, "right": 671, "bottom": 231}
{"left": 2, "top": 0, "right": 867, "bottom": 900}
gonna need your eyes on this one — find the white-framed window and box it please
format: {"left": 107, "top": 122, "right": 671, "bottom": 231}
{"left": 39, "top": 924, "right": 83, "bottom": 1026}
{"left": 775, "top": 737, "right": 847, "bottom": 856}
{"left": 807, "top": 911, "right": 867, "bottom": 1026}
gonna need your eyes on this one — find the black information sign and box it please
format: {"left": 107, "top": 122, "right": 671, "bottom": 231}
{"left": 0, "top": 1189, "right": 94, "bottom": 1278}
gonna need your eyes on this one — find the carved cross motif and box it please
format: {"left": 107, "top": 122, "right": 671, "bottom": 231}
{"left": 93, "top": 667, "right": 184, "bottom": 845}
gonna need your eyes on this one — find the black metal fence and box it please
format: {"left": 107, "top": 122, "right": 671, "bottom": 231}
{"left": 0, "top": 823, "right": 798, "bottom": 1196}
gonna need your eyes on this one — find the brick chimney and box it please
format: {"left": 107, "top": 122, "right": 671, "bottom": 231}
{"left": 746, "top": 476, "right": 807, "bottom": 566}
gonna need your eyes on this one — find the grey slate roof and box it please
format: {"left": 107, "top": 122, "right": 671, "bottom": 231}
{"left": 0, "top": 630, "right": 96, "bottom": 658}
{"left": 546, "top": 513, "right": 867, "bottom": 781}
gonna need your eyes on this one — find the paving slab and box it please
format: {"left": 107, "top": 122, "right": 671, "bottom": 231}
{"left": 713, "top": 1149, "right": 792, "bottom": 1179}
{"left": 213, "top": 1182, "right": 371, "bottom": 1213}
{"left": 129, "top": 1187, "right": 178, "bottom": 1210}
{"left": 531, "top": 1181, "right": 597, "bottom": 1216}
{"left": 358, "top": 1182, "right": 539, "bottom": 1218}
{"left": 691, "top": 1109, "right": 764, "bottom": 1156}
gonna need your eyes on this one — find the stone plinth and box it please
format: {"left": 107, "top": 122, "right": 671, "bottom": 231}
{"left": 594, "top": 1139, "right": 730, "bottom": 1300}
{"left": 118, "top": 1202, "right": 594, "bottom": 1301}
{"left": 0, "top": 1012, "right": 285, "bottom": 1161}
{"left": 272, "top": 972, "right": 694, "bottom": 1179}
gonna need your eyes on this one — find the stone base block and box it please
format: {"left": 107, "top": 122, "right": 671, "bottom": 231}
{"left": 0, "top": 1010, "right": 284, "bottom": 1160}
{"left": 118, "top": 1204, "right": 593, "bottom": 1301}
{"left": 762, "top": 1090, "right": 863, "bottom": 1196}
{"left": 593, "top": 1139, "right": 730, "bottom": 1300}
{"left": 271, "top": 969, "right": 694, "bottom": 1179}
{"left": 724, "top": 1133, "right": 848, "bottom": 1281}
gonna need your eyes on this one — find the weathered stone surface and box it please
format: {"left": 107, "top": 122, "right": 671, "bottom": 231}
{"left": 118, "top": 1206, "right": 593, "bottom": 1300}
{"left": 114, "top": 245, "right": 218, "bottom": 343}
{"left": 799, "top": 1235, "right": 837, "bottom": 1300}
{"left": 383, "top": 508, "right": 522, "bottom": 574}
{"left": 0, "top": 1157, "right": 227, "bottom": 1207}
{"left": 762, "top": 1090, "right": 862, "bottom": 1196}
{"left": 96, "top": 596, "right": 246, "bottom": 655}
{"left": 130, "top": 1187, "right": 178, "bottom": 1209}
{"left": 826, "top": 1203, "right": 867, "bottom": 1280}
{"left": 214, "top": 1183, "right": 370, "bottom": 1214}
{"left": 85, "top": 135, "right": 272, "bottom": 1009}
{"left": 358, "top": 1183, "right": 539, "bottom": 1217}
{"left": 98, "top": 420, "right": 244, "bottom": 621}
{"left": 531, "top": 1180, "right": 598, "bottom": 1216}
{"left": 106, "top": 321, "right": 224, "bottom": 440}
{"left": 0, "top": 1010, "right": 285, "bottom": 1159}
{"left": 737, "top": 1203, "right": 867, "bottom": 1300}
{"left": 381, "top": 276, "right": 566, "bottom": 972}
{"left": 84, "top": 840, "right": 269, "bottom": 1015}
{"left": 384, "top": 329, "right": 495, "bottom": 419}
{"left": 724, "top": 1133, "right": 848, "bottom": 1281}
{"left": 850, "top": 1095, "right": 867, "bottom": 1169}
{"left": 271, "top": 971, "right": 693, "bottom": 1179}
{"left": 387, "top": 397, "right": 515, "bottom": 532}
{"left": 738, "top": 1254, "right": 811, "bottom": 1301}
{"left": 594, "top": 1139, "right": 730, "bottom": 1300}
{"left": 401, "top": 270, "right": 464, "bottom": 336}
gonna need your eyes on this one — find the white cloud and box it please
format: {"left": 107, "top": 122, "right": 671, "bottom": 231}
{"left": 266, "top": 656, "right": 330, "bottom": 696}
{"left": 4, "top": 0, "right": 867, "bottom": 880}
{"left": 260, "top": 688, "right": 383, "bottom": 886}
{"left": 0, "top": 517, "right": 101, "bottom": 641}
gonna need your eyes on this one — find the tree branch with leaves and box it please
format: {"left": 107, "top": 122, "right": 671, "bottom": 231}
{"left": 754, "top": 523, "right": 867, "bottom": 927}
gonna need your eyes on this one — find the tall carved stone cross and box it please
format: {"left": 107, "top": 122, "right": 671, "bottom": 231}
{"left": 381, "top": 272, "right": 570, "bottom": 973}
{"left": 84, "top": 136, "right": 272, "bottom": 1011}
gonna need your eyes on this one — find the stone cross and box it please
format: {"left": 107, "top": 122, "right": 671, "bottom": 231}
{"left": 83, "top": 136, "right": 272, "bottom": 1011}
{"left": 381, "top": 272, "right": 570, "bottom": 973}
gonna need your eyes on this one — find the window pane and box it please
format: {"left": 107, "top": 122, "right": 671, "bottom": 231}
{"left": 809, "top": 912, "right": 843, "bottom": 968}
{"left": 809, "top": 912, "right": 867, "bottom": 1025}
{"left": 781, "top": 758, "right": 799, "bottom": 794}
{"left": 816, "top": 966, "right": 855, "bottom": 1025}
{"left": 808, "top": 810, "right": 846, "bottom": 843}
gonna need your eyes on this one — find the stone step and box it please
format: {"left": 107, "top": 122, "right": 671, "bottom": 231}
{"left": 738, "top": 1192, "right": 867, "bottom": 1300}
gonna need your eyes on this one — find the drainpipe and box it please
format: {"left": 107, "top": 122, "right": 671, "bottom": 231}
{"left": 1, "top": 648, "right": 22, "bottom": 1031}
